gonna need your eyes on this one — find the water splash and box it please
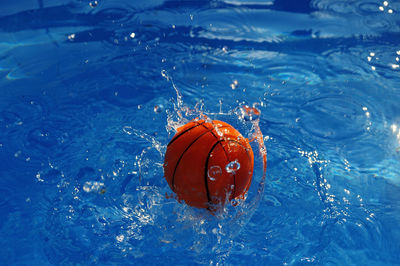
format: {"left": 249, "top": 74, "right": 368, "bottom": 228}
{"left": 82, "top": 181, "right": 106, "bottom": 194}
{"left": 161, "top": 70, "right": 183, "bottom": 109}
{"left": 225, "top": 160, "right": 241, "bottom": 174}
{"left": 238, "top": 105, "right": 260, "bottom": 121}
{"left": 208, "top": 165, "right": 223, "bottom": 181}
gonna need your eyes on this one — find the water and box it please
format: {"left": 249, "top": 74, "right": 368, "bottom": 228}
{"left": 0, "top": 0, "right": 400, "bottom": 265}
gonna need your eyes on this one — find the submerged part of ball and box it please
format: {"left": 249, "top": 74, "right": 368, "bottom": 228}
{"left": 163, "top": 119, "right": 254, "bottom": 209}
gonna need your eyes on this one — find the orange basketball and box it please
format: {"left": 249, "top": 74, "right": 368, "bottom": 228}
{"left": 163, "top": 119, "right": 254, "bottom": 209}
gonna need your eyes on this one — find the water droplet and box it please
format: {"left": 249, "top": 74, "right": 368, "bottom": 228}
{"left": 36, "top": 173, "right": 44, "bottom": 182}
{"left": 226, "top": 160, "right": 240, "bottom": 174}
{"left": 208, "top": 166, "right": 222, "bottom": 181}
{"left": 116, "top": 234, "right": 125, "bottom": 242}
{"left": 89, "top": 1, "right": 98, "bottom": 8}
{"left": 161, "top": 70, "right": 169, "bottom": 80}
{"left": 231, "top": 198, "right": 240, "bottom": 206}
{"left": 68, "top": 33, "right": 75, "bottom": 40}
{"left": 154, "top": 104, "right": 164, "bottom": 113}
{"left": 230, "top": 80, "right": 239, "bottom": 90}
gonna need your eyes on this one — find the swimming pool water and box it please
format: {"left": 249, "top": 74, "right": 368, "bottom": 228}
{"left": 1, "top": 0, "right": 400, "bottom": 265}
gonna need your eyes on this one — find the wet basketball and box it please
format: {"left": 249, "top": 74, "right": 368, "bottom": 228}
{"left": 163, "top": 119, "right": 254, "bottom": 209}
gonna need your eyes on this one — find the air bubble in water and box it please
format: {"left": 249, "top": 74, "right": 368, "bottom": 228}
{"left": 226, "top": 160, "right": 240, "bottom": 174}
{"left": 208, "top": 165, "right": 222, "bottom": 181}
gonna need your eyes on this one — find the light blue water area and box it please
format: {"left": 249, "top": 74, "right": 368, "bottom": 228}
{"left": 0, "top": 0, "right": 400, "bottom": 265}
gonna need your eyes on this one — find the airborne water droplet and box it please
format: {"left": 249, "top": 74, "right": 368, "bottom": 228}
{"left": 89, "top": 1, "right": 98, "bottom": 8}
{"left": 230, "top": 80, "right": 239, "bottom": 90}
{"left": 226, "top": 160, "right": 240, "bottom": 174}
{"left": 154, "top": 104, "right": 164, "bottom": 113}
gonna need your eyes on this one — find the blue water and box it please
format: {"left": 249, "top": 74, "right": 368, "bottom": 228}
{"left": 1, "top": 0, "right": 400, "bottom": 264}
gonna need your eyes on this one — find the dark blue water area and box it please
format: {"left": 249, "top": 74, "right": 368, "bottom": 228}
{"left": 1, "top": 0, "right": 400, "bottom": 265}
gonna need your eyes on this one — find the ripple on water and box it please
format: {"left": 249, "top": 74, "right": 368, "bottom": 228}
{"left": 319, "top": 0, "right": 398, "bottom": 32}
{"left": 343, "top": 140, "right": 386, "bottom": 168}
{"left": 262, "top": 52, "right": 332, "bottom": 87}
{"left": 92, "top": 7, "right": 134, "bottom": 25}
{"left": 27, "top": 128, "right": 59, "bottom": 148}
{"left": 298, "top": 96, "right": 367, "bottom": 140}
{"left": 36, "top": 168, "right": 64, "bottom": 185}
{"left": 0, "top": 100, "right": 45, "bottom": 127}
{"left": 100, "top": 83, "right": 156, "bottom": 108}
{"left": 314, "top": 0, "right": 357, "bottom": 14}
{"left": 313, "top": 0, "right": 381, "bottom": 15}
{"left": 357, "top": 2, "right": 382, "bottom": 15}
{"left": 24, "top": 120, "right": 69, "bottom": 158}
{"left": 267, "top": 63, "right": 322, "bottom": 85}
{"left": 0, "top": 186, "right": 13, "bottom": 209}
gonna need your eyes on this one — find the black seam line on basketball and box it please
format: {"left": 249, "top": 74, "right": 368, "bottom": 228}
{"left": 171, "top": 128, "right": 215, "bottom": 189}
{"left": 206, "top": 128, "right": 237, "bottom": 198}
{"left": 204, "top": 140, "right": 224, "bottom": 205}
{"left": 167, "top": 121, "right": 205, "bottom": 148}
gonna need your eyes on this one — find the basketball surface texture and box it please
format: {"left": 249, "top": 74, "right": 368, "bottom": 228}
{"left": 163, "top": 119, "right": 254, "bottom": 209}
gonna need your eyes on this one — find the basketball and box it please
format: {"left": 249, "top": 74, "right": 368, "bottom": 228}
{"left": 163, "top": 119, "right": 254, "bottom": 209}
